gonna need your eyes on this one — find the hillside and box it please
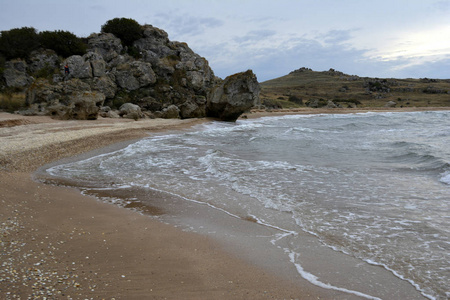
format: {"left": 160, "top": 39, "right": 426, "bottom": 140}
{"left": 260, "top": 68, "right": 450, "bottom": 109}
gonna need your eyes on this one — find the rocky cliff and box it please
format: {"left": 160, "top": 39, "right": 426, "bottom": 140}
{"left": 2, "top": 24, "right": 260, "bottom": 121}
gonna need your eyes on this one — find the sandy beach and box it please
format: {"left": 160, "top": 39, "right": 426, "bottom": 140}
{"left": 1, "top": 108, "right": 445, "bottom": 299}
{"left": 0, "top": 112, "right": 342, "bottom": 299}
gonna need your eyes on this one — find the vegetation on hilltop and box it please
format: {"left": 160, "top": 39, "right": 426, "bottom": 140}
{"left": 101, "top": 18, "right": 143, "bottom": 47}
{"left": 260, "top": 68, "right": 450, "bottom": 109}
{"left": 40, "top": 30, "right": 87, "bottom": 58}
{"left": 0, "top": 27, "right": 41, "bottom": 60}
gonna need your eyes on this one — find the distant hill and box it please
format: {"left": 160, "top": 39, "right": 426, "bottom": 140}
{"left": 260, "top": 67, "right": 450, "bottom": 109}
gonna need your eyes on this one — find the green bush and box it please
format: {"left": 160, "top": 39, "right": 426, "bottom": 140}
{"left": 288, "top": 95, "right": 303, "bottom": 105}
{"left": 0, "top": 27, "right": 40, "bottom": 60}
{"left": 32, "top": 63, "right": 58, "bottom": 79}
{"left": 101, "top": 18, "right": 143, "bottom": 47}
{"left": 40, "top": 30, "right": 87, "bottom": 58}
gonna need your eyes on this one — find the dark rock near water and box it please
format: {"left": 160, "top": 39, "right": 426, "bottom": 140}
{"left": 207, "top": 70, "right": 260, "bottom": 121}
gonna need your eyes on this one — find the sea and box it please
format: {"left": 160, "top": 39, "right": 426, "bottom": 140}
{"left": 46, "top": 110, "right": 450, "bottom": 299}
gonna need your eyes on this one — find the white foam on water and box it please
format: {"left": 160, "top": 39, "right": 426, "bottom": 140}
{"left": 45, "top": 110, "right": 450, "bottom": 299}
{"left": 287, "top": 252, "right": 382, "bottom": 300}
{"left": 440, "top": 171, "right": 450, "bottom": 185}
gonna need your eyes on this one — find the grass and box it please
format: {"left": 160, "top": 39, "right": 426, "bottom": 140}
{"left": 0, "top": 93, "right": 27, "bottom": 112}
{"left": 260, "top": 69, "right": 450, "bottom": 109}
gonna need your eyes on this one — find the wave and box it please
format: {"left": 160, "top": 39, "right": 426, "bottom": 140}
{"left": 440, "top": 171, "right": 450, "bottom": 185}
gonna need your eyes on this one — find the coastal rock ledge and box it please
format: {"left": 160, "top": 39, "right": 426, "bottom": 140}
{"left": 3, "top": 24, "right": 260, "bottom": 122}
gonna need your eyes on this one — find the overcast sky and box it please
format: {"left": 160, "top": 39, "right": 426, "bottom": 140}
{"left": 1, "top": 0, "right": 449, "bottom": 81}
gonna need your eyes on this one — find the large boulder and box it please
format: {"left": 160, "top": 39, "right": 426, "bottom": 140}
{"left": 179, "top": 96, "right": 206, "bottom": 119}
{"left": 64, "top": 55, "right": 92, "bottom": 79}
{"left": 207, "top": 70, "right": 260, "bottom": 121}
{"left": 85, "top": 52, "right": 106, "bottom": 77}
{"left": 134, "top": 25, "right": 172, "bottom": 65}
{"left": 119, "top": 103, "right": 144, "bottom": 120}
{"left": 90, "top": 76, "right": 117, "bottom": 99}
{"left": 114, "top": 61, "right": 156, "bottom": 90}
{"left": 157, "top": 104, "right": 180, "bottom": 119}
{"left": 3, "top": 60, "right": 33, "bottom": 87}
{"left": 48, "top": 91, "right": 105, "bottom": 120}
{"left": 88, "top": 32, "right": 123, "bottom": 62}
{"left": 26, "top": 78, "right": 105, "bottom": 120}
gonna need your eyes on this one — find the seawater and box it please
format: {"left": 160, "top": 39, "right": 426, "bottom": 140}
{"left": 48, "top": 111, "right": 450, "bottom": 299}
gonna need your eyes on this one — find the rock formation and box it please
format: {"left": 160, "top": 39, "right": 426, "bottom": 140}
{"left": 207, "top": 70, "right": 260, "bottom": 121}
{"left": 2, "top": 24, "right": 260, "bottom": 121}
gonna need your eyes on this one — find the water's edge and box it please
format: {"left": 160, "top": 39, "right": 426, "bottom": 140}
{"left": 34, "top": 120, "right": 430, "bottom": 300}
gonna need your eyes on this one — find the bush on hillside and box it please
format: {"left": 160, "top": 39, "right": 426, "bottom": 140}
{"left": 101, "top": 18, "right": 143, "bottom": 47}
{"left": 40, "top": 30, "right": 87, "bottom": 57}
{"left": 0, "top": 27, "right": 40, "bottom": 60}
{"left": 288, "top": 95, "right": 303, "bottom": 105}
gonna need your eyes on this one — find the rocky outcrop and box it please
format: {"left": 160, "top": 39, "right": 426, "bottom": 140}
{"left": 3, "top": 23, "right": 260, "bottom": 121}
{"left": 47, "top": 91, "right": 105, "bottom": 120}
{"left": 26, "top": 78, "right": 105, "bottom": 119}
{"left": 28, "top": 49, "right": 60, "bottom": 74}
{"left": 88, "top": 33, "right": 123, "bottom": 62}
{"left": 207, "top": 70, "right": 260, "bottom": 121}
{"left": 154, "top": 104, "right": 180, "bottom": 119}
{"left": 115, "top": 61, "right": 156, "bottom": 90}
{"left": 3, "top": 60, "right": 33, "bottom": 87}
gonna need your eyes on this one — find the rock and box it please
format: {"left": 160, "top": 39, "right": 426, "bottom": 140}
{"left": 119, "top": 103, "right": 144, "bottom": 119}
{"left": 90, "top": 76, "right": 117, "bottom": 99}
{"left": 7, "top": 23, "right": 261, "bottom": 121}
{"left": 48, "top": 91, "right": 105, "bottom": 120}
{"left": 3, "top": 60, "right": 33, "bottom": 87}
{"left": 155, "top": 105, "right": 180, "bottom": 119}
{"left": 99, "top": 106, "right": 120, "bottom": 118}
{"left": 16, "top": 103, "right": 47, "bottom": 116}
{"left": 85, "top": 52, "right": 106, "bottom": 77}
{"left": 326, "top": 100, "right": 338, "bottom": 108}
{"left": 207, "top": 70, "right": 260, "bottom": 121}
{"left": 26, "top": 78, "right": 61, "bottom": 105}
{"left": 163, "top": 104, "right": 180, "bottom": 118}
{"left": 179, "top": 96, "right": 206, "bottom": 119}
{"left": 306, "top": 99, "right": 319, "bottom": 108}
{"left": 28, "top": 49, "right": 59, "bottom": 74}
{"left": 114, "top": 61, "right": 156, "bottom": 90}
{"left": 88, "top": 33, "right": 123, "bottom": 62}
{"left": 385, "top": 101, "right": 397, "bottom": 107}
{"left": 64, "top": 55, "right": 92, "bottom": 79}
{"left": 134, "top": 25, "right": 172, "bottom": 64}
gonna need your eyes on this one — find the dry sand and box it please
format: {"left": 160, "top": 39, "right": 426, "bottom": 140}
{"left": 1, "top": 108, "right": 444, "bottom": 299}
{"left": 1, "top": 112, "right": 338, "bottom": 299}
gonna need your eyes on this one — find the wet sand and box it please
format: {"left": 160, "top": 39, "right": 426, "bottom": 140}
{"left": 1, "top": 109, "right": 442, "bottom": 299}
{"left": 0, "top": 112, "right": 337, "bottom": 299}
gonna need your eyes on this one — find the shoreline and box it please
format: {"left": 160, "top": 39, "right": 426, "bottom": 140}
{"left": 1, "top": 108, "right": 442, "bottom": 299}
{"left": 1, "top": 112, "right": 334, "bottom": 299}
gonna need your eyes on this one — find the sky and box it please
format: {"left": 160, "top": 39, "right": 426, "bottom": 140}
{"left": 1, "top": 0, "right": 449, "bottom": 81}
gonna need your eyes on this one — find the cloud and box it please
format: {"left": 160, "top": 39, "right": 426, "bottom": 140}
{"left": 194, "top": 25, "right": 450, "bottom": 82}
{"left": 321, "top": 29, "right": 358, "bottom": 45}
{"left": 233, "top": 30, "right": 277, "bottom": 44}
{"left": 152, "top": 13, "right": 224, "bottom": 38}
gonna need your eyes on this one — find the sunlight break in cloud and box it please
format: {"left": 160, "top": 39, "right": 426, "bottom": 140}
{"left": 364, "top": 25, "right": 450, "bottom": 72}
